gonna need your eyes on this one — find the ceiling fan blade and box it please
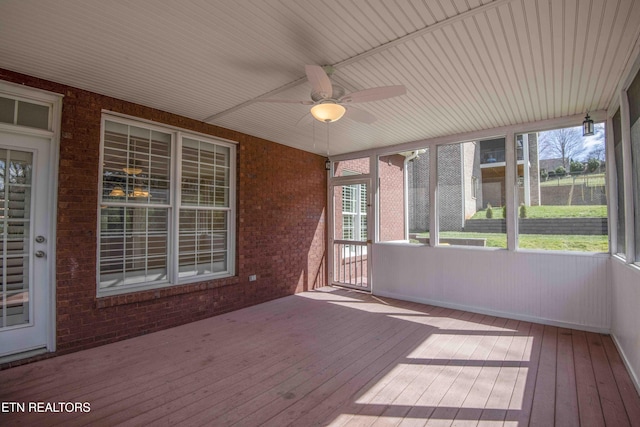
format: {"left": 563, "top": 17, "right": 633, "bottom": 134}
{"left": 344, "top": 106, "right": 377, "bottom": 124}
{"left": 340, "top": 85, "right": 406, "bottom": 104}
{"left": 305, "top": 65, "right": 333, "bottom": 98}
{"left": 254, "top": 98, "right": 313, "bottom": 105}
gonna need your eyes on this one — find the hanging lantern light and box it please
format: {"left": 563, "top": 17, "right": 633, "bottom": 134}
{"left": 583, "top": 113, "right": 594, "bottom": 136}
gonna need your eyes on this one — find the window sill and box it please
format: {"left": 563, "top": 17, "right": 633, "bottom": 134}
{"left": 95, "top": 275, "right": 240, "bottom": 309}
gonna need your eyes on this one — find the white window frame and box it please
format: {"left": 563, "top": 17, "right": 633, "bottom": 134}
{"left": 97, "top": 114, "right": 236, "bottom": 297}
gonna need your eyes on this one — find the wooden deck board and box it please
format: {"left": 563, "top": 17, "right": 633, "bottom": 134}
{"left": 554, "top": 328, "right": 580, "bottom": 427}
{"left": 529, "top": 325, "right": 558, "bottom": 426}
{"left": 573, "top": 330, "right": 606, "bottom": 427}
{"left": 1, "top": 287, "right": 639, "bottom": 427}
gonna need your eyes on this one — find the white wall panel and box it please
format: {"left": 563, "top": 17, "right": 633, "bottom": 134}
{"left": 372, "top": 243, "right": 610, "bottom": 332}
{"left": 611, "top": 259, "right": 640, "bottom": 392}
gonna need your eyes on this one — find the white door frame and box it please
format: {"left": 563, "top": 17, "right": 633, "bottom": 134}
{"left": 328, "top": 174, "right": 373, "bottom": 291}
{"left": 0, "top": 81, "right": 61, "bottom": 359}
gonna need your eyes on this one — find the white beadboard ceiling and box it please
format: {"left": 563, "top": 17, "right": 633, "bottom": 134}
{"left": 1, "top": 0, "right": 639, "bottom": 156}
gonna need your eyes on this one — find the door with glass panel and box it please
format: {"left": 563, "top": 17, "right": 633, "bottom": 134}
{"left": 0, "top": 133, "right": 50, "bottom": 357}
{"left": 331, "top": 180, "right": 370, "bottom": 291}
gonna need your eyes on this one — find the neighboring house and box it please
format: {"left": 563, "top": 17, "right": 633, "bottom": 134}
{"left": 539, "top": 158, "right": 567, "bottom": 176}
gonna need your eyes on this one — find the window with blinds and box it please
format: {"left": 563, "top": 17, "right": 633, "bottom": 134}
{"left": 0, "top": 149, "right": 33, "bottom": 327}
{"left": 178, "top": 138, "right": 230, "bottom": 278}
{"left": 341, "top": 183, "right": 367, "bottom": 242}
{"left": 98, "top": 117, "right": 235, "bottom": 295}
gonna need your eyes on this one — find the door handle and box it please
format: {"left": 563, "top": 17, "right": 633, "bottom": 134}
{"left": 35, "top": 235, "right": 46, "bottom": 243}
{"left": 35, "top": 250, "right": 46, "bottom": 258}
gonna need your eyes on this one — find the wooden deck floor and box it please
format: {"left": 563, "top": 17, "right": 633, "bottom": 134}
{"left": 1, "top": 287, "right": 639, "bottom": 426}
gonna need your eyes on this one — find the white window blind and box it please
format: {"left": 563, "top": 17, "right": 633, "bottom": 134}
{"left": 98, "top": 117, "right": 235, "bottom": 295}
{"left": 178, "top": 138, "right": 231, "bottom": 279}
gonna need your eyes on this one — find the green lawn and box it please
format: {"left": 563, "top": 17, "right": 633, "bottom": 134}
{"left": 415, "top": 231, "right": 609, "bottom": 252}
{"left": 417, "top": 204, "right": 609, "bottom": 252}
{"left": 471, "top": 205, "right": 607, "bottom": 220}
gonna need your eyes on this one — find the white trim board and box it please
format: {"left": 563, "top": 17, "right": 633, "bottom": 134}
{"left": 374, "top": 289, "right": 610, "bottom": 335}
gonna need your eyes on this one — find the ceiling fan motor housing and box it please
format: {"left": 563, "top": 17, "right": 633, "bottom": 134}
{"left": 311, "top": 83, "right": 345, "bottom": 102}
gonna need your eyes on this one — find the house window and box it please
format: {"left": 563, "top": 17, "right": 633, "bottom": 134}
{"left": 517, "top": 126, "right": 608, "bottom": 252}
{"left": 471, "top": 176, "right": 479, "bottom": 199}
{"left": 342, "top": 183, "right": 367, "bottom": 242}
{"left": 98, "top": 116, "right": 235, "bottom": 295}
{"left": 333, "top": 157, "right": 370, "bottom": 177}
{"left": 0, "top": 96, "right": 50, "bottom": 130}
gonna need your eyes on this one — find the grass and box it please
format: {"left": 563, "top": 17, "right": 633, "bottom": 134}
{"left": 415, "top": 231, "right": 609, "bottom": 252}
{"left": 417, "top": 204, "right": 609, "bottom": 252}
{"left": 471, "top": 204, "right": 607, "bottom": 220}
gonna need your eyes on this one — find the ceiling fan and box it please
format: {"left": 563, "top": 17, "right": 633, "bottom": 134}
{"left": 256, "top": 65, "right": 406, "bottom": 124}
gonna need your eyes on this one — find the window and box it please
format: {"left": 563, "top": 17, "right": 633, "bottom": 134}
{"left": 613, "top": 108, "right": 625, "bottom": 256}
{"left": 333, "top": 157, "right": 369, "bottom": 177}
{"left": 341, "top": 183, "right": 367, "bottom": 242}
{"left": 517, "top": 126, "right": 607, "bottom": 252}
{"left": 99, "top": 116, "right": 235, "bottom": 295}
{"left": 628, "top": 68, "right": 640, "bottom": 263}
{"left": 179, "top": 138, "right": 231, "bottom": 278}
{"left": 437, "top": 140, "right": 506, "bottom": 248}
{"left": 376, "top": 149, "right": 430, "bottom": 243}
{"left": 471, "top": 176, "right": 479, "bottom": 199}
{"left": 0, "top": 96, "right": 49, "bottom": 130}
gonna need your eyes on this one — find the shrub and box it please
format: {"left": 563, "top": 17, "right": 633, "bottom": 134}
{"left": 555, "top": 166, "right": 567, "bottom": 177}
{"left": 587, "top": 157, "right": 600, "bottom": 173}
{"left": 486, "top": 203, "right": 493, "bottom": 219}
{"left": 570, "top": 160, "right": 585, "bottom": 173}
{"left": 502, "top": 205, "right": 507, "bottom": 219}
{"left": 519, "top": 203, "right": 527, "bottom": 218}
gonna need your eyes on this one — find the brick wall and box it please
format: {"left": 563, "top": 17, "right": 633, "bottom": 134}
{"left": 407, "top": 151, "right": 430, "bottom": 233}
{"left": 378, "top": 155, "right": 406, "bottom": 241}
{"left": 462, "top": 141, "right": 482, "bottom": 219}
{"left": 0, "top": 69, "right": 327, "bottom": 357}
{"left": 438, "top": 144, "right": 464, "bottom": 231}
{"left": 334, "top": 157, "right": 369, "bottom": 175}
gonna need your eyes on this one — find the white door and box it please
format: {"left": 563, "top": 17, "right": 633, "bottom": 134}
{"left": 0, "top": 133, "right": 51, "bottom": 357}
{"left": 331, "top": 179, "right": 371, "bottom": 291}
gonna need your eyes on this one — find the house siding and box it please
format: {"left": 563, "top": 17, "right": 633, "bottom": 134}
{"left": 0, "top": 69, "right": 327, "bottom": 359}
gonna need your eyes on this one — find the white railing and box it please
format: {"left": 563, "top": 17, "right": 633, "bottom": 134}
{"left": 332, "top": 240, "right": 368, "bottom": 289}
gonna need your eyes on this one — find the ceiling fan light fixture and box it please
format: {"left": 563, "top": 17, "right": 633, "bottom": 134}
{"left": 109, "top": 186, "right": 125, "bottom": 197}
{"left": 130, "top": 186, "right": 150, "bottom": 198}
{"left": 123, "top": 167, "right": 142, "bottom": 175}
{"left": 310, "top": 102, "right": 346, "bottom": 123}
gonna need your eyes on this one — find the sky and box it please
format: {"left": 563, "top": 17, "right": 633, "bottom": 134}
{"left": 538, "top": 123, "right": 605, "bottom": 161}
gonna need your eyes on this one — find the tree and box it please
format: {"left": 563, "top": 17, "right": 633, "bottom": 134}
{"left": 538, "top": 127, "right": 584, "bottom": 169}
